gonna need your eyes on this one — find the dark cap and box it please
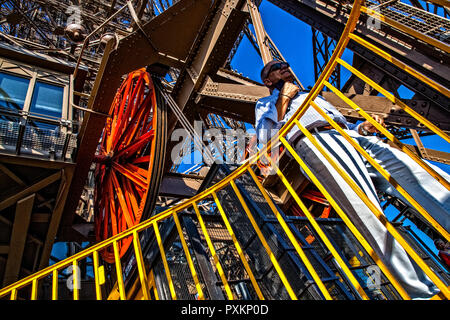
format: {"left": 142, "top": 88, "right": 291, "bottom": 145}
{"left": 260, "top": 60, "right": 282, "bottom": 82}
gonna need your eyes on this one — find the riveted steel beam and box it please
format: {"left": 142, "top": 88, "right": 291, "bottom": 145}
{"left": 194, "top": 77, "right": 450, "bottom": 133}
{"left": 164, "top": 0, "right": 249, "bottom": 170}
{"left": 2, "top": 194, "right": 35, "bottom": 286}
{"left": 159, "top": 172, "right": 205, "bottom": 198}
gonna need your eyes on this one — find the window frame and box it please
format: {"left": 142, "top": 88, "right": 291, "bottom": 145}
{"left": 0, "top": 57, "right": 71, "bottom": 127}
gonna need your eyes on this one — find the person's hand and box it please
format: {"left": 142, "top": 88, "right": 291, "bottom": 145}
{"left": 359, "top": 114, "right": 386, "bottom": 135}
{"left": 280, "top": 82, "right": 299, "bottom": 100}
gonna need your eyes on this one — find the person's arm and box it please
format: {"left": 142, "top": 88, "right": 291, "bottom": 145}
{"left": 276, "top": 82, "right": 300, "bottom": 121}
{"left": 255, "top": 98, "right": 280, "bottom": 144}
{"left": 356, "top": 114, "right": 386, "bottom": 135}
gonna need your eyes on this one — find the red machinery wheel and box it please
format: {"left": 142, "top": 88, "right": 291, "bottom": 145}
{"left": 93, "top": 68, "right": 166, "bottom": 263}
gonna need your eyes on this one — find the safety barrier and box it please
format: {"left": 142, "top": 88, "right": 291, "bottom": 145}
{"left": 0, "top": 0, "right": 448, "bottom": 300}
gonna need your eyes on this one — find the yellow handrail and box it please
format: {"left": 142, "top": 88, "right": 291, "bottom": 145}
{"left": 0, "top": 0, "right": 448, "bottom": 300}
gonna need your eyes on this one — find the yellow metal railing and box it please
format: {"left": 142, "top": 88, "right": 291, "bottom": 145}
{"left": 0, "top": 0, "right": 449, "bottom": 300}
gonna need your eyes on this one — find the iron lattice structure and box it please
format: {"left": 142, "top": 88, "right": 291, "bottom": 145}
{"left": 0, "top": 0, "right": 179, "bottom": 78}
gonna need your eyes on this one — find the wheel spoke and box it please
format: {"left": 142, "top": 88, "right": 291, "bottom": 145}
{"left": 107, "top": 178, "right": 118, "bottom": 238}
{"left": 115, "top": 129, "right": 154, "bottom": 159}
{"left": 125, "top": 96, "right": 153, "bottom": 148}
{"left": 112, "top": 162, "right": 148, "bottom": 189}
{"left": 109, "top": 76, "right": 134, "bottom": 149}
{"left": 132, "top": 155, "right": 151, "bottom": 164}
{"left": 122, "top": 177, "right": 141, "bottom": 222}
{"left": 113, "top": 93, "right": 152, "bottom": 153}
{"left": 111, "top": 75, "right": 145, "bottom": 150}
{"left": 124, "top": 163, "right": 149, "bottom": 180}
{"left": 111, "top": 171, "right": 136, "bottom": 229}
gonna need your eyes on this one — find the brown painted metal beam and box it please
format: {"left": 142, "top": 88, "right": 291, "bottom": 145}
{"left": 164, "top": 0, "right": 249, "bottom": 170}
{"left": 0, "top": 163, "right": 26, "bottom": 187}
{"left": 170, "top": 0, "right": 248, "bottom": 128}
{"left": 0, "top": 246, "right": 8, "bottom": 255}
{"left": 0, "top": 171, "right": 61, "bottom": 212}
{"left": 159, "top": 172, "right": 204, "bottom": 198}
{"left": 39, "top": 166, "right": 75, "bottom": 270}
{"left": 195, "top": 78, "right": 450, "bottom": 133}
{"left": 2, "top": 193, "right": 35, "bottom": 286}
{"left": 246, "top": 0, "right": 272, "bottom": 64}
{"left": 0, "top": 152, "right": 74, "bottom": 170}
{"left": 387, "top": 141, "right": 450, "bottom": 165}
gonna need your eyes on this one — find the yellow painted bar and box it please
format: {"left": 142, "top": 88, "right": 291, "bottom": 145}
{"left": 337, "top": 58, "right": 450, "bottom": 144}
{"left": 263, "top": 159, "right": 369, "bottom": 300}
{"left": 132, "top": 230, "right": 151, "bottom": 300}
{"left": 290, "top": 120, "right": 450, "bottom": 298}
{"left": 31, "top": 279, "right": 38, "bottom": 300}
{"left": 229, "top": 180, "right": 298, "bottom": 300}
{"left": 152, "top": 221, "right": 177, "bottom": 300}
{"left": 10, "top": 289, "right": 17, "bottom": 300}
{"left": 324, "top": 79, "right": 450, "bottom": 193}
{"left": 349, "top": 33, "right": 450, "bottom": 98}
{"left": 212, "top": 191, "right": 265, "bottom": 300}
{"left": 172, "top": 212, "right": 205, "bottom": 300}
{"left": 93, "top": 251, "right": 102, "bottom": 300}
{"left": 279, "top": 136, "right": 411, "bottom": 299}
{"left": 361, "top": 6, "right": 450, "bottom": 54}
{"left": 52, "top": 269, "right": 58, "bottom": 300}
{"left": 72, "top": 260, "right": 79, "bottom": 300}
{"left": 149, "top": 270, "right": 159, "bottom": 300}
{"left": 113, "top": 241, "right": 126, "bottom": 300}
{"left": 193, "top": 202, "right": 234, "bottom": 300}
{"left": 246, "top": 168, "right": 333, "bottom": 300}
{"left": 310, "top": 100, "right": 450, "bottom": 242}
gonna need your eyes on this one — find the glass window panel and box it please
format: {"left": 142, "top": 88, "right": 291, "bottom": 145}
{"left": 29, "top": 81, "right": 64, "bottom": 118}
{"left": 0, "top": 72, "right": 30, "bottom": 111}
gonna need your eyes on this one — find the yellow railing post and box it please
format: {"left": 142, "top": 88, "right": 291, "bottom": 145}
{"left": 132, "top": 230, "right": 151, "bottom": 300}
{"left": 192, "top": 203, "right": 234, "bottom": 300}
{"left": 152, "top": 221, "right": 177, "bottom": 300}
{"left": 172, "top": 212, "right": 205, "bottom": 300}
{"left": 245, "top": 168, "right": 334, "bottom": 300}
{"left": 212, "top": 192, "right": 265, "bottom": 300}
{"left": 93, "top": 251, "right": 103, "bottom": 300}
{"left": 52, "top": 270, "right": 58, "bottom": 300}
{"left": 113, "top": 241, "right": 126, "bottom": 300}
{"left": 229, "top": 180, "right": 298, "bottom": 300}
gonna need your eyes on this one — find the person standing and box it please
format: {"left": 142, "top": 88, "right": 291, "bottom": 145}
{"left": 255, "top": 60, "right": 450, "bottom": 299}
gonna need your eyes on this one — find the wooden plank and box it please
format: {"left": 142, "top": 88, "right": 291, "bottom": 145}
{"left": 2, "top": 194, "right": 35, "bottom": 286}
